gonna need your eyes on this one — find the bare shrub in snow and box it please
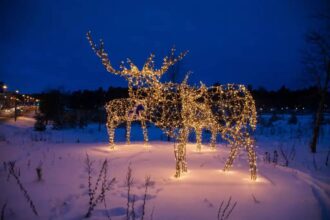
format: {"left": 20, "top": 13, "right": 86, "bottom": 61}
{"left": 217, "top": 196, "right": 237, "bottom": 220}
{"left": 264, "top": 152, "right": 271, "bottom": 163}
{"left": 84, "top": 155, "right": 115, "bottom": 218}
{"left": 272, "top": 150, "right": 278, "bottom": 164}
{"left": 289, "top": 144, "right": 296, "bottom": 161}
{"left": 8, "top": 161, "right": 38, "bottom": 216}
{"left": 130, "top": 195, "right": 136, "bottom": 220}
{"left": 1, "top": 202, "right": 7, "bottom": 220}
{"left": 141, "top": 176, "right": 151, "bottom": 220}
{"left": 125, "top": 163, "right": 134, "bottom": 220}
{"left": 279, "top": 144, "right": 289, "bottom": 166}
{"left": 278, "top": 143, "right": 296, "bottom": 167}
{"left": 85, "top": 154, "right": 93, "bottom": 206}
{"left": 124, "top": 165, "right": 153, "bottom": 220}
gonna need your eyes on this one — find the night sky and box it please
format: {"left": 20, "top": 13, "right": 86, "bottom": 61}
{"left": 1, "top": 0, "right": 329, "bottom": 93}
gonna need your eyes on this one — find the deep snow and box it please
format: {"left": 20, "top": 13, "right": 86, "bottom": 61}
{"left": 0, "top": 114, "right": 329, "bottom": 220}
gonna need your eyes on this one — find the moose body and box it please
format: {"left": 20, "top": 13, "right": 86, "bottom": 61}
{"left": 87, "top": 31, "right": 258, "bottom": 180}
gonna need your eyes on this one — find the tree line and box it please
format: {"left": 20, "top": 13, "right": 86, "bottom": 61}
{"left": 34, "top": 87, "right": 127, "bottom": 129}
{"left": 31, "top": 85, "right": 329, "bottom": 129}
{"left": 251, "top": 85, "right": 329, "bottom": 111}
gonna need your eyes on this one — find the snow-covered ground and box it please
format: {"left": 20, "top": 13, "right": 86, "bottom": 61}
{"left": 0, "top": 114, "right": 329, "bottom": 220}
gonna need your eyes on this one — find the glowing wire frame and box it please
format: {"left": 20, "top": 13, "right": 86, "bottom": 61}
{"left": 87, "top": 31, "right": 258, "bottom": 180}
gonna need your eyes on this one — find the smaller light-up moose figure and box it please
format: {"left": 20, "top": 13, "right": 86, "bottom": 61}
{"left": 87, "top": 31, "right": 258, "bottom": 180}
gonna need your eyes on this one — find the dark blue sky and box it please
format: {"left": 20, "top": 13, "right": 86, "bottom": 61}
{"left": 1, "top": 0, "right": 329, "bottom": 93}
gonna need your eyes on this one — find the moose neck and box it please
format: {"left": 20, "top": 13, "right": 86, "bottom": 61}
{"left": 128, "top": 81, "right": 134, "bottom": 99}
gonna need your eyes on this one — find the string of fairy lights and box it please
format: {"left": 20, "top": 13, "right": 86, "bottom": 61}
{"left": 87, "top": 31, "right": 258, "bottom": 180}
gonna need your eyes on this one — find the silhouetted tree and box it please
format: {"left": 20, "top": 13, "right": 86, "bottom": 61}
{"left": 303, "top": 15, "right": 330, "bottom": 153}
{"left": 39, "top": 90, "right": 65, "bottom": 127}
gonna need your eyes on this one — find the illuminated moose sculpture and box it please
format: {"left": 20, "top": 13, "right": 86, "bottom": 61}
{"left": 87, "top": 31, "right": 258, "bottom": 180}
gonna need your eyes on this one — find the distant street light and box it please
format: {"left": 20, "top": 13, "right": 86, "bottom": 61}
{"left": 13, "top": 90, "right": 19, "bottom": 121}
{"left": 2, "top": 85, "right": 8, "bottom": 94}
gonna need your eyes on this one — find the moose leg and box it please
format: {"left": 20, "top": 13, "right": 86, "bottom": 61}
{"left": 210, "top": 127, "right": 217, "bottom": 150}
{"left": 107, "top": 119, "right": 116, "bottom": 149}
{"left": 140, "top": 119, "right": 149, "bottom": 144}
{"left": 221, "top": 130, "right": 241, "bottom": 171}
{"left": 174, "top": 143, "right": 180, "bottom": 177}
{"left": 245, "top": 136, "right": 257, "bottom": 180}
{"left": 182, "top": 137, "right": 188, "bottom": 172}
{"left": 182, "top": 127, "right": 189, "bottom": 173}
{"left": 247, "top": 144, "right": 257, "bottom": 180}
{"left": 126, "top": 120, "right": 131, "bottom": 144}
{"left": 174, "top": 128, "right": 189, "bottom": 177}
{"left": 175, "top": 143, "right": 186, "bottom": 177}
{"left": 223, "top": 143, "right": 240, "bottom": 171}
{"left": 195, "top": 127, "right": 202, "bottom": 152}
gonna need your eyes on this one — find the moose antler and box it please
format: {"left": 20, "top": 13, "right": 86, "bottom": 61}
{"left": 86, "top": 31, "right": 188, "bottom": 82}
{"left": 86, "top": 31, "right": 126, "bottom": 76}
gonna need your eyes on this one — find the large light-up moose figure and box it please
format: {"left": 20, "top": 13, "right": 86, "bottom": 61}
{"left": 87, "top": 31, "right": 258, "bottom": 180}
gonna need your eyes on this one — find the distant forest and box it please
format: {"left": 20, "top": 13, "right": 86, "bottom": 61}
{"left": 33, "top": 86, "right": 330, "bottom": 128}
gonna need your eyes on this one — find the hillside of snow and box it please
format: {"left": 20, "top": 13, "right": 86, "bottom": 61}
{"left": 0, "top": 114, "right": 329, "bottom": 220}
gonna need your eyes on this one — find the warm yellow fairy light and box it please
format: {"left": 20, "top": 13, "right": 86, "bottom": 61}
{"left": 87, "top": 31, "right": 258, "bottom": 180}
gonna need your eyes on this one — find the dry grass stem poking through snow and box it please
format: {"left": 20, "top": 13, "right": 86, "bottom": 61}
{"left": 36, "top": 163, "right": 43, "bottom": 181}
{"left": 131, "top": 195, "right": 136, "bottom": 220}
